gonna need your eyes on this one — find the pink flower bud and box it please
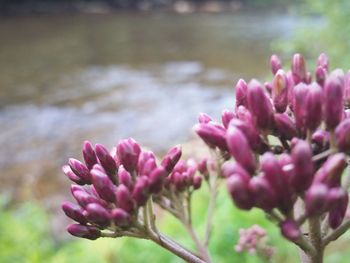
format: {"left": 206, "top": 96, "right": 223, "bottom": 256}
{"left": 222, "top": 163, "right": 250, "bottom": 182}
{"left": 192, "top": 175, "right": 202, "bottom": 189}
{"left": 313, "top": 153, "right": 347, "bottom": 188}
{"left": 118, "top": 165, "right": 133, "bottom": 190}
{"left": 62, "top": 165, "right": 85, "bottom": 185}
{"left": 82, "top": 141, "right": 98, "bottom": 170}
{"left": 247, "top": 79, "right": 274, "bottom": 131}
{"left": 229, "top": 118, "right": 262, "bottom": 151}
{"left": 116, "top": 184, "right": 135, "bottom": 213}
{"left": 315, "top": 66, "right": 327, "bottom": 87}
{"left": 132, "top": 176, "right": 150, "bottom": 206}
{"left": 272, "top": 69, "right": 288, "bottom": 113}
{"left": 72, "top": 190, "right": 106, "bottom": 208}
{"left": 280, "top": 220, "right": 301, "bottom": 241}
{"left": 221, "top": 109, "right": 236, "bottom": 129}
{"left": 270, "top": 54, "right": 282, "bottom": 75}
{"left": 161, "top": 145, "right": 182, "bottom": 173}
{"left": 67, "top": 224, "right": 100, "bottom": 240}
{"left": 95, "top": 144, "right": 117, "bottom": 177}
{"left": 344, "top": 71, "right": 350, "bottom": 107}
{"left": 62, "top": 201, "right": 87, "bottom": 225}
{"left": 194, "top": 123, "right": 227, "bottom": 151}
{"left": 249, "top": 175, "right": 277, "bottom": 211}
{"left": 111, "top": 208, "right": 131, "bottom": 228}
{"left": 291, "top": 140, "right": 314, "bottom": 192}
{"left": 312, "top": 130, "right": 329, "bottom": 150}
{"left": 317, "top": 53, "right": 329, "bottom": 72}
{"left": 117, "top": 138, "right": 141, "bottom": 172}
{"left": 335, "top": 119, "right": 350, "bottom": 153}
{"left": 86, "top": 203, "right": 111, "bottom": 228}
{"left": 292, "top": 83, "right": 309, "bottom": 133}
{"left": 261, "top": 152, "right": 286, "bottom": 192}
{"left": 197, "top": 158, "right": 209, "bottom": 178}
{"left": 138, "top": 151, "right": 156, "bottom": 175}
{"left": 226, "top": 126, "right": 256, "bottom": 174}
{"left": 235, "top": 79, "right": 248, "bottom": 108}
{"left": 91, "top": 166, "right": 117, "bottom": 203}
{"left": 324, "top": 73, "right": 344, "bottom": 129}
{"left": 149, "top": 167, "right": 167, "bottom": 193}
{"left": 291, "top": 53, "right": 307, "bottom": 84}
{"left": 68, "top": 158, "right": 92, "bottom": 184}
{"left": 70, "top": 184, "right": 85, "bottom": 194}
{"left": 227, "top": 173, "right": 253, "bottom": 210}
{"left": 328, "top": 188, "right": 349, "bottom": 229}
{"left": 305, "top": 184, "right": 329, "bottom": 216}
{"left": 305, "top": 83, "right": 324, "bottom": 131}
{"left": 198, "top": 112, "right": 212, "bottom": 124}
{"left": 274, "top": 113, "right": 297, "bottom": 140}
{"left": 264, "top": 82, "right": 272, "bottom": 94}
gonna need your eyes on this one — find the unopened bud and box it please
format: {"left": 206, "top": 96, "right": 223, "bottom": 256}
{"left": 335, "top": 119, "right": 350, "bottom": 153}
{"left": 86, "top": 203, "right": 111, "bottom": 228}
{"left": 274, "top": 113, "right": 297, "bottom": 140}
{"left": 192, "top": 175, "right": 202, "bottom": 189}
{"left": 198, "top": 112, "right": 212, "bottom": 124}
{"left": 194, "top": 123, "right": 227, "bottom": 151}
{"left": 270, "top": 54, "right": 282, "bottom": 75}
{"left": 62, "top": 165, "right": 85, "bottom": 185}
{"left": 305, "top": 83, "right": 324, "bottom": 131}
{"left": 95, "top": 144, "right": 117, "bottom": 177}
{"left": 149, "top": 167, "right": 167, "bottom": 193}
{"left": 62, "top": 201, "right": 87, "bottom": 225}
{"left": 221, "top": 109, "right": 236, "bottom": 129}
{"left": 227, "top": 173, "right": 253, "bottom": 210}
{"left": 249, "top": 175, "right": 277, "bottom": 211}
{"left": 117, "top": 138, "right": 141, "bottom": 172}
{"left": 67, "top": 224, "right": 100, "bottom": 240}
{"left": 280, "top": 220, "right": 301, "bottom": 241}
{"left": 317, "top": 53, "right": 329, "bottom": 71}
{"left": 272, "top": 69, "right": 288, "bottom": 113}
{"left": 91, "top": 166, "right": 117, "bottom": 203}
{"left": 328, "top": 188, "right": 349, "bottom": 229}
{"left": 83, "top": 141, "right": 98, "bottom": 169}
{"left": 235, "top": 79, "right": 248, "bottom": 108}
{"left": 118, "top": 165, "right": 133, "bottom": 190}
{"left": 132, "top": 176, "right": 150, "bottom": 206}
{"left": 116, "top": 184, "right": 135, "bottom": 213}
{"left": 161, "top": 145, "right": 182, "bottom": 173}
{"left": 68, "top": 158, "right": 92, "bottom": 184}
{"left": 111, "top": 208, "right": 131, "bottom": 228}
{"left": 305, "top": 184, "right": 329, "bottom": 216}
{"left": 291, "top": 53, "right": 307, "bottom": 84}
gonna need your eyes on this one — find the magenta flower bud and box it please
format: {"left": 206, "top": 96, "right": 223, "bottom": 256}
{"left": 324, "top": 73, "right": 344, "bottom": 129}
{"left": 62, "top": 201, "right": 87, "bottom": 225}
{"left": 117, "top": 138, "right": 141, "bottom": 173}
{"left": 312, "top": 130, "right": 329, "bottom": 149}
{"left": 291, "top": 140, "right": 314, "bottom": 192}
{"left": 95, "top": 144, "right": 117, "bottom": 177}
{"left": 221, "top": 109, "right": 236, "bottom": 129}
{"left": 111, "top": 208, "right": 131, "bottom": 228}
{"left": 227, "top": 173, "right": 253, "bottom": 210}
{"left": 335, "top": 119, "right": 350, "bottom": 152}
{"left": 286, "top": 70, "right": 295, "bottom": 108}
{"left": 198, "top": 112, "right": 212, "bottom": 124}
{"left": 118, "top": 165, "right": 133, "bottom": 190}
{"left": 235, "top": 79, "right": 248, "bottom": 108}
{"left": 62, "top": 165, "right": 85, "bottom": 185}
{"left": 272, "top": 69, "right": 288, "bottom": 113}
{"left": 291, "top": 53, "right": 307, "bottom": 84}
{"left": 82, "top": 141, "right": 98, "bottom": 170}
{"left": 192, "top": 175, "right": 202, "bottom": 189}
{"left": 70, "top": 184, "right": 85, "bottom": 195}
{"left": 315, "top": 66, "right": 327, "bottom": 87}
{"left": 194, "top": 123, "right": 227, "bottom": 151}
{"left": 116, "top": 184, "right": 135, "bottom": 213}
{"left": 72, "top": 190, "right": 105, "bottom": 208}
{"left": 226, "top": 125, "right": 256, "bottom": 174}
{"left": 161, "top": 145, "right": 182, "bottom": 173}
{"left": 67, "top": 224, "right": 100, "bottom": 240}
{"left": 270, "top": 54, "right": 282, "bottom": 75}
{"left": 137, "top": 151, "right": 156, "bottom": 174}
{"left": 197, "top": 158, "right": 209, "bottom": 178}
{"left": 265, "top": 81, "right": 273, "bottom": 94}
{"left": 279, "top": 153, "right": 294, "bottom": 185}
{"left": 86, "top": 203, "right": 111, "bottom": 228}
{"left": 344, "top": 71, "right": 350, "bottom": 107}
{"left": 292, "top": 83, "right": 309, "bottom": 132}
{"left": 317, "top": 53, "right": 329, "bottom": 71}
{"left": 91, "top": 166, "right": 117, "bottom": 203}
{"left": 328, "top": 188, "right": 349, "bottom": 229}
{"left": 305, "top": 83, "right": 324, "bottom": 131}
{"left": 247, "top": 79, "right": 274, "bottom": 131}
{"left": 280, "top": 220, "right": 301, "bottom": 241}
{"left": 274, "top": 113, "right": 297, "bottom": 140}
{"left": 221, "top": 161, "right": 251, "bottom": 178}
{"left": 173, "top": 172, "right": 189, "bottom": 191}
{"left": 68, "top": 158, "right": 91, "bottom": 184}
{"left": 249, "top": 175, "right": 277, "bottom": 211}
{"left": 313, "top": 153, "right": 347, "bottom": 188}
{"left": 149, "top": 167, "right": 167, "bottom": 193}
{"left": 305, "top": 184, "right": 329, "bottom": 216}
{"left": 261, "top": 152, "right": 286, "bottom": 192}
{"left": 132, "top": 176, "right": 150, "bottom": 206}
{"left": 229, "top": 118, "right": 262, "bottom": 151}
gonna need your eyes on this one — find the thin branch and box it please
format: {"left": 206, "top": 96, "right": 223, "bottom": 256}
{"left": 323, "top": 219, "right": 350, "bottom": 246}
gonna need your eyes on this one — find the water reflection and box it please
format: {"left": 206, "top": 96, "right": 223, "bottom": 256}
{"left": 0, "top": 11, "right": 300, "bottom": 201}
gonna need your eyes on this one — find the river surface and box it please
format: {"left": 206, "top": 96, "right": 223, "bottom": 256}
{"left": 0, "top": 11, "right": 301, "bottom": 203}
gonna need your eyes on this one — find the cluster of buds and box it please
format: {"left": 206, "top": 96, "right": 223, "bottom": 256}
{"left": 62, "top": 138, "right": 189, "bottom": 240}
{"left": 195, "top": 53, "right": 350, "bottom": 260}
{"left": 235, "top": 225, "right": 274, "bottom": 260}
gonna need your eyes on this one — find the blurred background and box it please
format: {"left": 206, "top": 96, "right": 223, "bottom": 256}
{"left": 1, "top": 0, "right": 350, "bottom": 262}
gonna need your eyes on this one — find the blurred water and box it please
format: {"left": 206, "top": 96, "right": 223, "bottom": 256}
{"left": 0, "top": 11, "right": 301, "bottom": 201}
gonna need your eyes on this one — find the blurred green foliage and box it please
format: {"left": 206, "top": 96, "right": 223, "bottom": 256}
{"left": 1, "top": 187, "right": 350, "bottom": 263}
{"left": 275, "top": 0, "right": 350, "bottom": 69}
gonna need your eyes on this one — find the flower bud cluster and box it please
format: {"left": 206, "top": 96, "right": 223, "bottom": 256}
{"left": 195, "top": 53, "right": 350, "bottom": 242}
{"left": 62, "top": 139, "right": 201, "bottom": 240}
{"left": 235, "top": 225, "right": 274, "bottom": 260}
